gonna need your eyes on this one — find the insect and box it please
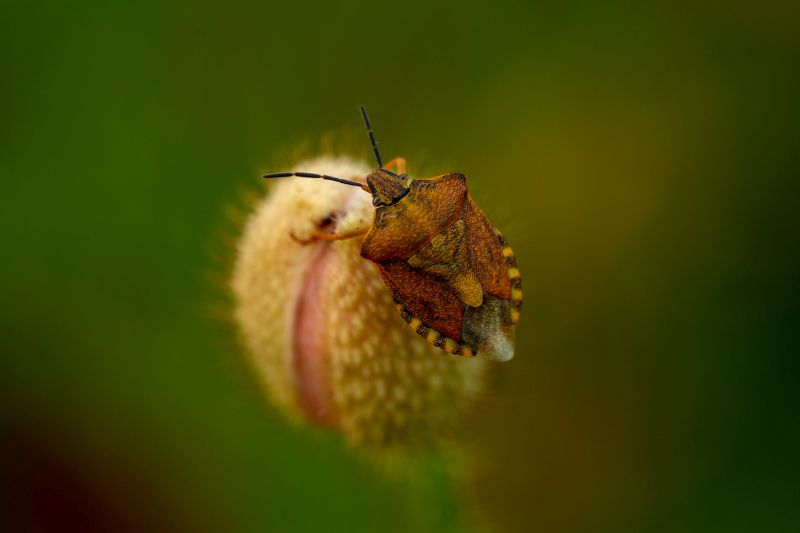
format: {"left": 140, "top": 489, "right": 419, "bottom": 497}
{"left": 263, "top": 106, "right": 522, "bottom": 361}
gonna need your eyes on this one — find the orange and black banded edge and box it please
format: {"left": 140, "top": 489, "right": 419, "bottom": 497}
{"left": 495, "top": 228, "right": 522, "bottom": 325}
{"left": 394, "top": 302, "right": 477, "bottom": 357}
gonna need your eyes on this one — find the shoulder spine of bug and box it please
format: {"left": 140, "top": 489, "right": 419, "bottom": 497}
{"left": 263, "top": 106, "right": 521, "bottom": 361}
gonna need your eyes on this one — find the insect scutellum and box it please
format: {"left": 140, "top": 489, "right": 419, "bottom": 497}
{"left": 262, "top": 106, "right": 410, "bottom": 208}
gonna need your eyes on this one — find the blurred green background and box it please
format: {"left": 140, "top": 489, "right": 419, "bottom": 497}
{"left": 2, "top": 1, "right": 799, "bottom": 532}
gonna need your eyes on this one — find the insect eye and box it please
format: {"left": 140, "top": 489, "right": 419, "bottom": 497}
{"left": 372, "top": 196, "right": 384, "bottom": 207}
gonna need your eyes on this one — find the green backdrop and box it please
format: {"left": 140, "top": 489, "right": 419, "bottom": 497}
{"left": 2, "top": 1, "right": 798, "bottom": 532}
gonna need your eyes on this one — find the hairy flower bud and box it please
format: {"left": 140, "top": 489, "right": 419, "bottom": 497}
{"left": 232, "top": 155, "right": 486, "bottom": 449}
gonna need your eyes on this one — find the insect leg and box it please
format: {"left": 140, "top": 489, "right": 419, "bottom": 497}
{"left": 382, "top": 157, "right": 407, "bottom": 175}
{"left": 290, "top": 228, "right": 368, "bottom": 245}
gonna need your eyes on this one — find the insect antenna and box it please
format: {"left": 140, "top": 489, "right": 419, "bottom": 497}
{"left": 262, "top": 171, "right": 365, "bottom": 188}
{"left": 359, "top": 105, "right": 383, "bottom": 169}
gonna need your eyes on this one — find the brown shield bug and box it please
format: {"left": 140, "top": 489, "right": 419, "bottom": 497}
{"left": 263, "top": 106, "right": 522, "bottom": 361}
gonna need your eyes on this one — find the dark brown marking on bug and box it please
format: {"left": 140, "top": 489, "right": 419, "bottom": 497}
{"left": 395, "top": 303, "right": 414, "bottom": 324}
{"left": 432, "top": 333, "right": 447, "bottom": 350}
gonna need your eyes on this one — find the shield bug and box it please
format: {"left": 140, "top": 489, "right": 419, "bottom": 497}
{"left": 263, "top": 106, "right": 522, "bottom": 361}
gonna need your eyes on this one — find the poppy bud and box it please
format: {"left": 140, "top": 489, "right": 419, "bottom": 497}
{"left": 232, "top": 155, "right": 486, "bottom": 449}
